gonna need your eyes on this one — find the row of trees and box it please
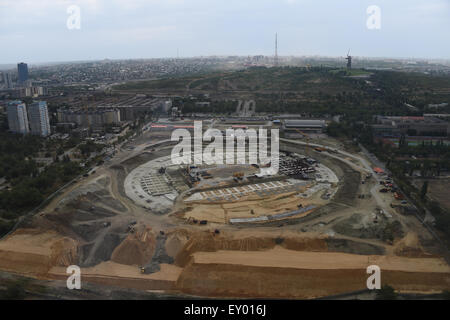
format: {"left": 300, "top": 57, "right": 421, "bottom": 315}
{"left": 0, "top": 161, "right": 82, "bottom": 220}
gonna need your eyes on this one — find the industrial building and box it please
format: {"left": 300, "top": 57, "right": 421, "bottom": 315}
{"left": 282, "top": 119, "right": 327, "bottom": 136}
{"left": 372, "top": 116, "right": 450, "bottom": 137}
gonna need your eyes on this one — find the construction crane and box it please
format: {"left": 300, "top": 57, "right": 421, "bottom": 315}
{"left": 345, "top": 49, "right": 352, "bottom": 69}
{"left": 295, "top": 129, "right": 310, "bottom": 156}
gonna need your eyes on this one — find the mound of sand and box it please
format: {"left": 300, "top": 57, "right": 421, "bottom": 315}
{"left": 111, "top": 226, "right": 156, "bottom": 266}
{"left": 0, "top": 229, "right": 78, "bottom": 276}
{"left": 165, "top": 230, "right": 189, "bottom": 258}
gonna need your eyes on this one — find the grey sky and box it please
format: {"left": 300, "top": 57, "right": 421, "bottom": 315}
{"left": 1, "top": 0, "right": 449, "bottom": 64}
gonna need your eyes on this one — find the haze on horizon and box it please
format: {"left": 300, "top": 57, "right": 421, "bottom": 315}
{"left": 1, "top": 0, "right": 449, "bottom": 65}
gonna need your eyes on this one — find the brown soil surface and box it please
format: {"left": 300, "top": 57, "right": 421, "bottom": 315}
{"left": 111, "top": 226, "right": 156, "bottom": 266}
{"left": 49, "top": 261, "right": 182, "bottom": 291}
{"left": 177, "top": 263, "right": 450, "bottom": 298}
{"left": 184, "top": 191, "right": 313, "bottom": 223}
{"left": 165, "top": 230, "right": 190, "bottom": 258}
{"left": 393, "top": 232, "right": 432, "bottom": 258}
{"left": 176, "top": 247, "right": 450, "bottom": 298}
{"left": 192, "top": 246, "right": 450, "bottom": 272}
{"left": 174, "top": 230, "right": 327, "bottom": 267}
{"left": 0, "top": 229, "right": 77, "bottom": 276}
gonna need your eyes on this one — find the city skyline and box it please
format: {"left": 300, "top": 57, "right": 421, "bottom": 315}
{"left": 1, "top": 0, "right": 449, "bottom": 64}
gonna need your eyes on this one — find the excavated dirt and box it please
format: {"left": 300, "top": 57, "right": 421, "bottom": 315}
{"left": 394, "top": 232, "right": 432, "bottom": 258}
{"left": 176, "top": 247, "right": 450, "bottom": 298}
{"left": 325, "top": 238, "right": 385, "bottom": 255}
{"left": 173, "top": 230, "right": 330, "bottom": 267}
{"left": 0, "top": 229, "right": 78, "bottom": 276}
{"left": 49, "top": 261, "right": 182, "bottom": 291}
{"left": 183, "top": 191, "right": 312, "bottom": 224}
{"left": 165, "top": 230, "right": 190, "bottom": 258}
{"left": 333, "top": 213, "right": 404, "bottom": 242}
{"left": 0, "top": 141, "right": 448, "bottom": 298}
{"left": 111, "top": 226, "right": 156, "bottom": 266}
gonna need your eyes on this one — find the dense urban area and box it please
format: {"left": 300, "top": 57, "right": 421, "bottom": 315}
{"left": 0, "top": 55, "right": 449, "bottom": 300}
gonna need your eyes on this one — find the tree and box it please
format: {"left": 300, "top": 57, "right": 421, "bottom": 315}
{"left": 376, "top": 285, "right": 398, "bottom": 300}
{"left": 420, "top": 181, "right": 428, "bottom": 200}
{"left": 0, "top": 281, "right": 26, "bottom": 300}
{"left": 441, "top": 290, "right": 450, "bottom": 300}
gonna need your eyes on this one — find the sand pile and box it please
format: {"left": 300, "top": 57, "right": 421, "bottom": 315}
{"left": 50, "top": 237, "right": 78, "bottom": 266}
{"left": 0, "top": 229, "right": 78, "bottom": 276}
{"left": 165, "top": 230, "right": 189, "bottom": 258}
{"left": 111, "top": 226, "right": 156, "bottom": 266}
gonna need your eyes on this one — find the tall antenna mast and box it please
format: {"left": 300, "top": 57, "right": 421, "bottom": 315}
{"left": 275, "top": 33, "right": 279, "bottom": 67}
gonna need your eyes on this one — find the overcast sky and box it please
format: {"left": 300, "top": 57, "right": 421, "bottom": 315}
{"left": 1, "top": 0, "right": 449, "bottom": 64}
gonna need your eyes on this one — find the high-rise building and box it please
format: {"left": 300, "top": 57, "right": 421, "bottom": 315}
{"left": 29, "top": 101, "right": 51, "bottom": 137}
{"left": 7, "top": 101, "right": 29, "bottom": 135}
{"left": 4, "top": 72, "right": 13, "bottom": 89}
{"left": 17, "top": 62, "right": 28, "bottom": 84}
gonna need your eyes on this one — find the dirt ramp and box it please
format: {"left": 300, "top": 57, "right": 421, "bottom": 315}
{"left": 394, "top": 232, "right": 430, "bottom": 258}
{"left": 111, "top": 226, "right": 156, "bottom": 266}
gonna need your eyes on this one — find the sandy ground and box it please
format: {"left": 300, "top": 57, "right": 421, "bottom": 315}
{"left": 192, "top": 246, "right": 450, "bottom": 273}
{"left": 50, "top": 261, "right": 181, "bottom": 281}
{"left": 0, "top": 229, "right": 77, "bottom": 275}
{"left": 48, "top": 262, "right": 182, "bottom": 291}
{"left": 184, "top": 191, "right": 317, "bottom": 223}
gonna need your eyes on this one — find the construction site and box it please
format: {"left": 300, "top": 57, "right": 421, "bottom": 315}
{"left": 0, "top": 118, "right": 449, "bottom": 299}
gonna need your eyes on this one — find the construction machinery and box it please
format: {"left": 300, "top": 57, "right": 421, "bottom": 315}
{"left": 346, "top": 49, "right": 352, "bottom": 69}
{"left": 233, "top": 172, "right": 244, "bottom": 178}
{"left": 295, "top": 129, "right": 310, "bottom": 156}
